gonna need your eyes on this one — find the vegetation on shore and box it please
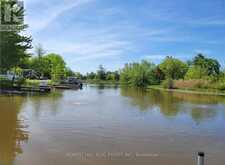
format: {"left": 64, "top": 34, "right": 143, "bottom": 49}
{"left": 0, "top": 0, "right": 225, "bottom": 95}
{"left": 120, "top": 55, "right": 224, "bottom": 92}
{"left": 148, "top": 85, "right": 225, "bottom": 96}
{"left": 157, "top": 55, "right": 225, "bottom": 92}
{"left": 84, "top": 54, "right": 225, "bottom": 96}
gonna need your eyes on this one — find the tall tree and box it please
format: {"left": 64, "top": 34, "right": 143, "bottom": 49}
{"left": 87, "top": 72, "right": 96, "bottom": 80}
{"left": 0, "top": 0, "right": 32, "bottom": 73}
{"left": 96, "top": 65, "right": 106, "bottom": 80}
{"left": 35, "top": 43, "right": 45, "bottom": 58}
{"left": 159, "top": 56, "right": 188, "bottom": 79}
{"left": 193, "top": 54, "right": 220, "bottom": 76}
{"left": 120, "top": 60, "right": 157, "bottom": 87}
{"left": 29, "top": 56, "right": 51, "bottom": 78}
{"left": 45, "top": 54, "right": 66, "bottom": 81}
{"left": 65, "top": 67, "right": 75, "bottom": 77}
{"left": 185, "top": 66, "right": 208, "bottom": 80}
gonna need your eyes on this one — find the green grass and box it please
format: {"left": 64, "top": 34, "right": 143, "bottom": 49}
{"left": 148, "top": 85, "right": 225, "bottom": 96}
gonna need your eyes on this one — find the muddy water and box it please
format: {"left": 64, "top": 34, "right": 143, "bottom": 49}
{"left": 0, "top": 85, "right": 225, "bottom": 165}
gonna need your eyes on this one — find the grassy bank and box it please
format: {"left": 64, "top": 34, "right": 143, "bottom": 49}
{"left": 148, "top": 85, "right": 225, "bottom": 96}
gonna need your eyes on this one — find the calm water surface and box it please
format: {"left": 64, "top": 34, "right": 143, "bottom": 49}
{"left": 0, "top": 85, "right": 225, "bottom": 165}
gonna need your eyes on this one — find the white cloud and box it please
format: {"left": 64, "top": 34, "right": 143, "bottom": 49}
{"left": 144, "top": 55, "right": 167, "bottom": 60}
{"left": 25, "top": 0, "right": 95, "bottom": 33}
{"left": 142, "top": 6, "right": 225, "bottom": 27}
{"left": 43, "top": 39, "right": 133, "bottom": 62}
{"left": 144, "top": 54, "right": 191, "bottom": 61}
{"left": 23, "top": 0, "right": 224, "bottom": 73}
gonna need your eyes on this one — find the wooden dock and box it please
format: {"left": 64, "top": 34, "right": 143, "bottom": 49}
{"left": 14, "top": 86, "right": 51, "bottom": 93}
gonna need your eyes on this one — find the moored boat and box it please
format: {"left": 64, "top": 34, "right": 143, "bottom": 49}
{"left": 54, "top": 77, "right": 83, "bottom": 89}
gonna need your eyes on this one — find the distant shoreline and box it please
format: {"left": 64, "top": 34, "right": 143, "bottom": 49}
{"left": 85, "top": 80, "right": 121, "bottom": 85}
{"left": 148, "top": 86, "right": 225, "bottom": 96}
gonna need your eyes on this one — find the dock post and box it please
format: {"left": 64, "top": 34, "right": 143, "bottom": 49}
{"left": 197, "top": 152, "right": 204, "bottom": 165}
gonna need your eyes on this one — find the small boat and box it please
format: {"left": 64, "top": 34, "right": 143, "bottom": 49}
{"left": 54, "top": 84, "right": 82, "bottom": 89}
{"left": 54, "top": 77, "right": 83, "bottom": 90}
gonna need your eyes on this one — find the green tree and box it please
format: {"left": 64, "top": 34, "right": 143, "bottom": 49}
{"left": 120, "top": 60, "right": 157, "bottom": 87}
{"left": 153, "top": 66, "right": 165, "bottom": 83}
{"left": 65, "top": 67, "right": 75, "bottom": 77}
{"left": 106, "top": 71, "right": 114, "bottom": 81}
{"left": 0, "top": 0, "right": 32, "bottom": 73}
{"left": 45, "top": 54, "right": 66, "bottom": 82}
{"left": 29, "top": 56, "right": 51, "bottom": 78}
{"left": 113, "top": 71, "right": 120, "bottom": 81}
{"left": 18, "top": 56, "right": 31, "bottom": 69}
{"left": 193, "top": 54, "right": 220, "bottom": 76}
{"left": 74, "top": 72, "right": 83, "bottom": 79}
{"left": 96, "top": 65, "right": 106, "bottom": 80}
{"left": 35, "top": 43, "right": 46, "bottom": 58}
{"left": 185, "top": 66, "right": 208, "bottom": 80}
{"left": 159, "top": 56, "right": 188, "bottom": 79}
{"left": 87, "top": 72, "right": 96, "bottom": 80}
{"left": 28, "top": 44, "right": 48, "bottom": 78}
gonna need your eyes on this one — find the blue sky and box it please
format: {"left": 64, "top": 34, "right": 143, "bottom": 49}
{"left": 24, "top": 0, "right": 225, "bottom": 73}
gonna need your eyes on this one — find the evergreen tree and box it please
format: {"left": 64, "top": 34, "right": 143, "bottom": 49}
{"left": 0, "top": 0, "right": 32, "bottom": 73}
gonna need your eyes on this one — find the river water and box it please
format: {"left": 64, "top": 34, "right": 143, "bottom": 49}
{"left": 0, "top": 85, "right": 225, "bottom": 165}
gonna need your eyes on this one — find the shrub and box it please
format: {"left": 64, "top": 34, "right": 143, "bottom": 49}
{"left": 120, "top": 60, "right": 158, "bottom": 87}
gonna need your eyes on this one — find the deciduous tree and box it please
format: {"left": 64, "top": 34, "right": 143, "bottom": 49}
{"left": 159, "top": 56, "right": 188, "bottom": 79}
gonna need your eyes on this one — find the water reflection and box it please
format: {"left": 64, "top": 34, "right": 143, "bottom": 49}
{"left": 190, "top": 108, "right": 217, "bottom": 124}
{"left": 120, "top": 87, "right": 225, "bottom": 121}
{"left": 88, "top": 84, "right": 119, "bottom": 95}
{"left": 28, "top": 91, "right": 63, "bottom": 118}
{"left": 89, "top": 84, "right": 119, "bottom": 90}
{"left": 0, "top": 87, "right": 225, "bottom": 165}
{"left": 120, "top": 87, "right": 180, "bottom": 116}
{"left": 0, "top": 96, "right": 29, "bottom": 165}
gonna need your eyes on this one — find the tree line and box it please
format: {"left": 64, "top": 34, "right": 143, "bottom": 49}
{"left": 19, "top": 44, "right": 73, "bottom": 82}
{"left": 119, "top": 54, "right": 225, "bottom": 90}
{"left": 83, "top": 54, "right": 224, "bottom": 91}
{"left": 86, "top": 65, "right": 120, "bottom": 82}
{"left": 0, "top": 0, "right": 74, "bottom": 83}
{"left": 0, "top": 0, "right": 224, "bottom": 91}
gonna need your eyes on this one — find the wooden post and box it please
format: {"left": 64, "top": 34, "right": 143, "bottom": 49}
{"left": 198, "top": 152, "right": 204, "bottom": 165}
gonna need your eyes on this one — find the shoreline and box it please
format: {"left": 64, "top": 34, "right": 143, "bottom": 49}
{"left": 2, "top": 83, "right": 225, "bottom": 97}
{"left": 148, "top": 86, "right": 225, "bottom": 96}
{"left": 85, "top": 80, "right": 120, "bottom": 84}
